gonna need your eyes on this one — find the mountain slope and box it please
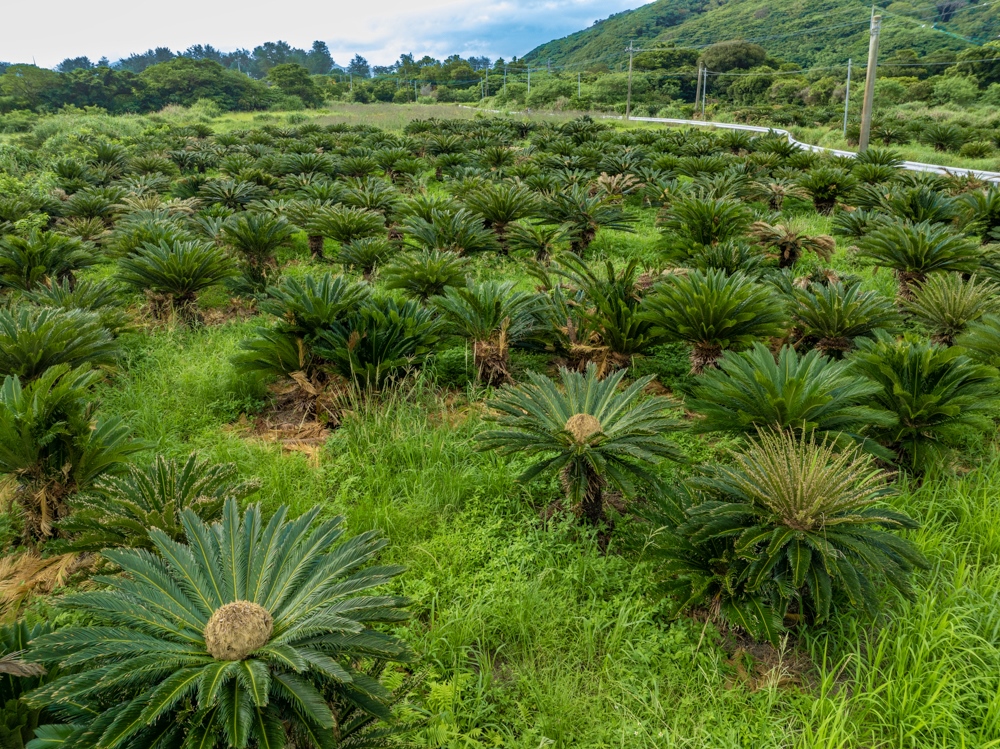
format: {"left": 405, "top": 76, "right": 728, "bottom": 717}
{"left": 524, "top": 0, "right": 1000, "bottom": 68}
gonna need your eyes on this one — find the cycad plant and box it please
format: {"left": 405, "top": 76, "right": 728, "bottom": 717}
{"left": 506, "top": 222, "right": 569, "bottom": 262}
{"left": 0, "top": 621, "right": 53, "bottom": 749}
{"left": 543, "top": 185, "right": 636, "bottom": 254}
{"left": 851, "top": 333, "right": 1000, "bottom": 471}
{"left": 553, "top": 254, "right": 665, "bottom": 372}
{"left": 797, "top": 166, "right": 857, "bottom": 214}
{"left": 0, "top": 307, "right": 117, "bottom": 380}
{"left": 903, "top": 273, "right": 1000, "bottom": 345}
{"left": 334, "top": 237, "right": 398, "bottom": 281}
{"left": 749, "top": 179, "right": 811, "bottom": 212}
{"left": 305, "top": 205, "right": 386, "bottom": 259}
{"left": 957, "top": 314, "right": 1000, "bottom": 367}
{"left": 117, "top": 240, "right": 237, "bottom": 322}
{"left": 858, "top": 220, "right": 982, "bottom": 299}
{"left": 659, "top": 196, "right": 751, "bottom": 254}
{"left": 58, "top": 453, "right": 261, "bottom": 552}
{"left": 648, "top": 432, "right": 926, "bottom": 643}
{"left": 383, "top": 250, "right": 470, "bottom": 301}
{"left": 315, "top": 297, "right": 442, "bottom": 388}
{"left": 402, "top": 208, "right": 499, "bottom": 255}
{"left": 433, "top": 280, "right": 542, "bottom": 385}
{"left": 26, "top": 500, "right": 413, "bottom": 749}
{"left": 462, "top": 182, "right": 540, "bottom": 251}
{"left": 235, "top": 274, "right": 370, "bottom": 381}
{"left": 750, "top": 220, "right": 835, "bottom": 268}
{"left": 0, "top": 365, "right": 139, "bottom": 539}
{"left": 0, "top": 230, "right": 95, "bottom": 292}
{"left": 477, "top": 364, "right": 683, "bottom": 526}
{"left": 687, "top": 343, "right": 892, "bottom": 457}
{"left": 23, "top": 278, "right": 129, "bottom": 336}
{"left": 641, "top": 269, "right": 787, "bottom": 373}
{"left": 221, "top": 212, "right": 294, "bottom": 292}
{"left": 792, "top": 281, "right": 900, "bottom": 355}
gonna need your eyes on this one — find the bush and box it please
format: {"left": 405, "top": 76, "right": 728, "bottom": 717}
{"left": 641, "top": 431, "right": 927, "bottom": 644}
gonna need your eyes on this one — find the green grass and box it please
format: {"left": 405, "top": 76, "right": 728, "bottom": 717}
{"left": 71, "top": 210, "right": 999, "bottom": 748}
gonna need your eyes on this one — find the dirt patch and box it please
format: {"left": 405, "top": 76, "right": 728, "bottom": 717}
{"left": 227, "top": 373, "right": 342, "bottom": 466}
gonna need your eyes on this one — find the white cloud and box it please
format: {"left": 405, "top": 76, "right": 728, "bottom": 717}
{"left": 0, "top": 0, "right": 649, "bottom": 68}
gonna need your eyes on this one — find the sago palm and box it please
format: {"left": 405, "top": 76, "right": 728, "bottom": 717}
{"left": 957, "top": 314, "right": 1000, "bottom": 368}
{"left": 750, "top": 220, "right": 835, "bottom": 268}
{"left": 792, "top": 281, "right": 900, "bottom": 356}
{"left": 674, "top": 432, "right": 926, "bottom": 641}
{"left": 58, "top": 453, "right": 260, "bottom": 553}
{"left": 26, "top": 500, "right": 413, "bottom": 749}
{"left": 686, "top": 343, "right": 892, "bottom": 458}
{"left": 0, "top": 230, "right": 96, "bottom": 292}
{"left": 315, "top": 297, "right": 442, "bottom": 388}
{"left": 334, "top": 237, "right": 398, "bottom": 281}
{"left": 221, "top": 212, "right": 295, "bottom": 292}
{"left": 0, "top": 307, "right": 117, "bottom": 380}
{"left": 660, "top": 196, "right": 752, "bottom": 251}
{"left": 477, "top": 364, "right": 684, "bottom": 525}
{"left": 543, "top": 185, "right": 636, "bottom": 254}
{"left": 433, "top": 280, "right": 542, "bottom": 386}
{"left": 851, "top": 333, "right": 1000, "bottom": 471}
{"left": 305, "top": 205, "right": 386, "bottom": 259}
{"left": 462, "top": 182, "right": 540, "bottom": 251}
{"left": 0, "top": 365, "right": 139, "bottom": 539}
{"left": 25, "top": 278, "right": 131, "bottom": 336}
{"left": 383, "top": 250, "right": 469, "bottom": 301}
{"left": 401, "top": 208, "right": 499, "bottom": 255}
{"left": 903, "top": 273, "right": 1000, "bottom": 345}
{"left": 858, "top": 220, "right": 982, "bottom": 299}
{"left": 506, "top": 222, "right": 569, "bottom": 262}
{"left": 640, "top": 269, "right": 787, "bottom": 373}
{"left": 553, "top": 253, "right": 665, "bottom": 372}
{"left": 117, "top": 240, "right": 237, "bottom": 321}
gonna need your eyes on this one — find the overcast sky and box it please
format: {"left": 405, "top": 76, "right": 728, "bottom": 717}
{"left": 0, "top": 0, "right": 650, "bottom": 68}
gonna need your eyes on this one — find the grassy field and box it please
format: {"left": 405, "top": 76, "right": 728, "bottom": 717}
{"left": 4, "top": 105, "right": 1000, "bottom": 749}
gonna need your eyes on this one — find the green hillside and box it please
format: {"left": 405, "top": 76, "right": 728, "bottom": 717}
{"left": 525, "top": 0, "right": 1000, "bottom": 68}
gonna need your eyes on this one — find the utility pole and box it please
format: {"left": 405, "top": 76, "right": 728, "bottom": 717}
{"left": 701, "top": 67, "right": 708, "bottom": 117}
{"left": 350, "top": 72, "right": 353, "bottom": 90}
{"left": 547, "top": 57, "right": 551, "bottom": 73}
{"left": 859, "top": 13, "right": 882, "bottom": 152}
{"left": 843, "top": 58, "right": 852, "bottom": 138}
{"left": 694, "top": 63, "right": 703, "bottom": 117}
{"left": 625, "top": 41, "right": 635, "bottom": 120}
{"left": 414, "top": 80, "right": 418, "bottom": 100}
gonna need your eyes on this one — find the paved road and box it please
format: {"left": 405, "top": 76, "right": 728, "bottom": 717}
{"left": 627, "top": 116, "right": 1000, "bottom": 183}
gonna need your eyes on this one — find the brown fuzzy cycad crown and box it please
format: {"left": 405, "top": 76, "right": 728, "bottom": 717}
{"left": 203, "top": 601, "right": 273, "bottom": 660}
{"left": 565, "top": 413, "right": 603, "bottom": 444}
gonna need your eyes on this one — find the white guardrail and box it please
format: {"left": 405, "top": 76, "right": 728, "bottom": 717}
{"left": 627, "top": 116, "right": 1000, "bottom": 183}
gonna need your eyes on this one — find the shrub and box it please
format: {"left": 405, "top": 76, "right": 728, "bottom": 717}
{"left": 850, "top": 333, "right": 1000, "bottom": 471}
{"left": 24, "top": 279, "right": 131, "bottom": 335}
{"left": 904, "top": 273, "right": 1000, "bottom": 345}
{"left": 334, "top": 237, "right": 398, "bottom": 280}
{"left": 792, "top": 281, "right": 900, "bottom": 355}
{"left": 957, "top": 314, "right": 1000, "bottom": 367}
{"left": 0, "top": 307, "right": 117, "bottom": 380}
{"left": 26, "top": 500, "right": 413, "bottom": 749}
{"left": 117, "top": 240, "right": 237, "bottom": 321}
{"left": 58, "top": 453, "right": 261, "bottom": 552}
{"left": 750, "top": 220, "right": 835, "bottom": 268}
{"left": 0, "top": 365, "right": 139, "bottom": 540}
{"left": 641, "top": 269, "right": 787, "bottom": 373}
{"left": 433, "top": 280, "right": 542, "bottom": 386}
{"left": 660, "top": 196, "right": 751, "bottom": 253}
{"left": 478, "top": 364, "right": 683, "bottom": 526}
{"left": 687, "top": 343, "right": 892, "bottom": 455}
{"left": 0, "top": 230, "right": 95, "bottom": 292}
{"left": 643, "top": 432, "right": 927, "bottom": 643}
{"left": 383, "top": 250, "right": 469, "bottom": 301}
{"left": 221, "top": 212, "right": 295, "bottom": 293}
{"left": 858, "top": 220, "right": 982, "bottom": 299}
{"left": 315, "top": 297, "right": 442, "bottom": 388}
{"left": 797, "top": 166, "right": 857, "bottom": 214}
